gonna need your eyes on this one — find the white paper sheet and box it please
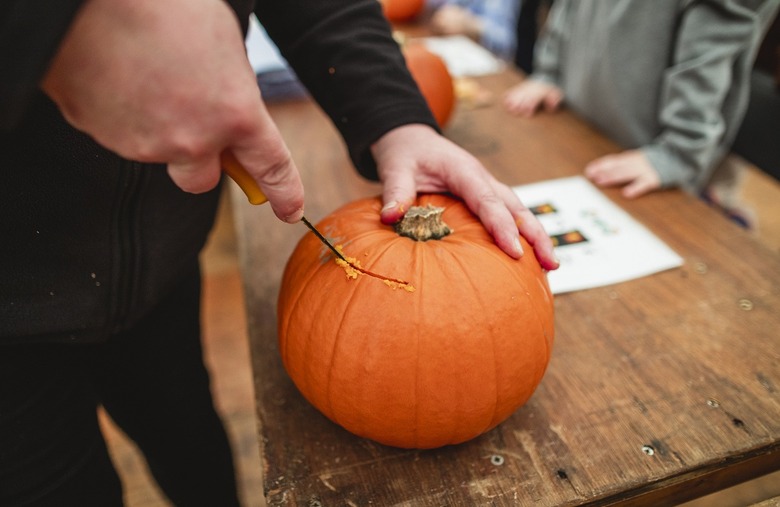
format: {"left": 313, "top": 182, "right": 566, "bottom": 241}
{"left": 421, "top": 35, "right": 505, "bottom": 77}
{"left": 245, "top": 14, "right": 288, "bottom": 74}
{"left": 513, "top": 176, "right": 684, "bottom": 294}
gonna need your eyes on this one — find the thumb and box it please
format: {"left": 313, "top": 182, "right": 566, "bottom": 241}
{"left": 379, "top": 166, "right": 417, "bottom": 225}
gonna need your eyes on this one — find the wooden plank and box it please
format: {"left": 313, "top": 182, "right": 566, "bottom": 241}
{"left": 750, "top": 495, "right": 780, "bottom": 507}
{"left": 604, "top": 450, "right": 780, "bottom": 506}
{"left": 232, "top": 69, "right": 780, "bottom": 506}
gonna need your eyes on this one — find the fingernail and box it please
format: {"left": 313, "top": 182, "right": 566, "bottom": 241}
{"left": 285, "top": 207, "right": 304, "bottom": 223}
{"left": 513, "top": 236, "right": 524, "bottom": 257}
{"left": 381, "top": 200, "right": 398, "bottom": 213}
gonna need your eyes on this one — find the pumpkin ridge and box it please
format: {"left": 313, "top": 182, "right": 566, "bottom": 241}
{"left": 492, "top": 243, "right": 554, "bottom": 365}
{"left": 324, "top": 217, "right": 395, "bottom": 256}
{"left": 329, "top": 226, "right": 399, "bottom": 255}
{"left": 412, "top": 241, "right": 423, "bottom": 448}
{"left": 470, "top": 243, "right": 516, "bottom": 434}
{"left": 281, "top": 236, "right": 366, "bottom": 420}
{"left": 536, "top": 277, "right": 555, "bottom": 353}
{"left": 438, "top": 234, "right": 553, "bottom": 432}
{"left": 278, "top": 232, "right": 352, "bottom": 357}
{"left": 322, "top": 232, "right": 417, "bottom": 435}
{"left": 475, "top": 241, "right": 528, "bottom": 430}
{"left": 278, "top": 237, "right": 326, "bottom": 368}
{"left": 322, "top": 274, "right": 366, "bottom": 428}
{"left": 439, "top": 243, "right": 500, "bottom": 440}
{"left": 317, "top": 207, "right": 382, "bottom": 249}
{"left": 479, "top": 239, "right": 554, "bottom": 426}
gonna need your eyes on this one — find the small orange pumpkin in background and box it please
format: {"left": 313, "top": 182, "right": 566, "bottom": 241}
{"left": 379, "top": 0, "right": 425, "bottom": 22}
{"left": 402, "top": 42, "right": 455, "bottom": 128}
{"left": 277, "top": 194, "right": 555, "bottom": 449}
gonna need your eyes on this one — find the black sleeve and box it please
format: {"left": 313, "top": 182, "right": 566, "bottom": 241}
{"left": 254, "top": 0, "right": 440, "bottom": 180}
{"left": 0, "top": 0, "right": 85, "bottom": 130}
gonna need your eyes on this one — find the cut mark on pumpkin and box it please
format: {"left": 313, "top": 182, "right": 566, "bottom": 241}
{"left": 333, "top": 246, "right": 415, "bottom": 292}
{"left": 331, "top": 204, "right": 453, "bottom": 291}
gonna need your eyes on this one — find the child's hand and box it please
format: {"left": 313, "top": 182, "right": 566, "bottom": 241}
{"left": 503, "top": 79, "right": 563, "bottom": 117}
{"left": 584, "top": 150, "right": 661, "bottom": 198}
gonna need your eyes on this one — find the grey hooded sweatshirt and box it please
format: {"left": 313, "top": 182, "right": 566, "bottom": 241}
{"left": 532, "top": 0, "right": 778, "bottom": 193}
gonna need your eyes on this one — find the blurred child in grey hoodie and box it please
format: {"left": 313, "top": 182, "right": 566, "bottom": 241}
{"left": 504, "top": 0, "right": 779, "bottom": 226}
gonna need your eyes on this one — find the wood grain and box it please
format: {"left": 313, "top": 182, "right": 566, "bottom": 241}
{"left": 231, "top": 69, "right": 780, "bottom": 506}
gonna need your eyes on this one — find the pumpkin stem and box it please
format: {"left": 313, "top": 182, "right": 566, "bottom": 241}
{"left": 395, "top": 205, "right": 451, "bottom": 241}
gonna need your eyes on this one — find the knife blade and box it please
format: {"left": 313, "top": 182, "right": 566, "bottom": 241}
{"left": 220, "top": 151, "right": 411, "bottom": 287}
{"left": 220, "top": 150, "right": 350, "bottom": 264}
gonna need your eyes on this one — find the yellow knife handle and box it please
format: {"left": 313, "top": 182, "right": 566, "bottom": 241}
{"left": 220, "top": 151, "right": 268, "bottom": 205}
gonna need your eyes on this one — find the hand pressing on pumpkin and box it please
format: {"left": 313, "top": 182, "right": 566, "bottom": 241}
{"left": 371, "top": 124, "right": 559, "bottom": 270}
{"left": 41, "top": 0, "right": 305, "bottom": 223}
{"left": 584, "top": 150, "right": 661, "bottom": 199}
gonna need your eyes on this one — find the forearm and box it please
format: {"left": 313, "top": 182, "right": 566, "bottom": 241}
{"left": 255, "top": 0, "right": 438, "bottom": 179}
{"left": 647, "top": 0, "right": 776, "bottom": 192}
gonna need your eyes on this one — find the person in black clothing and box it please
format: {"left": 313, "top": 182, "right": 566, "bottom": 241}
{"left": 514, "top": 0, "right": 546, "bottom": 74}
{"left": 0, "top": 0, "right": 558, "bottom": 505}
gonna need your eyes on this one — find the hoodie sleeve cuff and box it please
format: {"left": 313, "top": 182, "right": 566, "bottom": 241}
{"left": 642, "top": 143, "right": 698, "bottom": 192}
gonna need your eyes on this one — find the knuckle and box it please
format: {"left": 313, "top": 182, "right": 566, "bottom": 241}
{"left": 225, "top": 108, "right": 258, "bottom": 139}
{"left": 126, "top": 136, "right": 164, "bottom": 163}
{"left": 475, "top": 191, "right": 502, "bottom": 213}
{"left": 258, "top": 145, "right": 294, "bottom": 185}
{"left": 169, "top": 134, "right": 211, "bottom": 161}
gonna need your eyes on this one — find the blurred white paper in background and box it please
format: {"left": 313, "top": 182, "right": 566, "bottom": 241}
{"left": 245, "top": 14, "right": 288, "bottom": 73}
{"left": 421, "top": 35, "right": 505, "bottom": 77}
{"left": 513, "top": 176, "right": 684, "bottom": 294}
{"left": 245, "top": 14, "right": 308, "bottom": 101}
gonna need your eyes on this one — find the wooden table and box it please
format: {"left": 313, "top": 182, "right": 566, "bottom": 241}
{"left": 230, "top": 69, "right": 780, "bottom": 506}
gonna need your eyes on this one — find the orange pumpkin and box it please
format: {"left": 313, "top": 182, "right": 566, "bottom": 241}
{"left": 379, "top": 0, "right": 425, "bottom": 22}
{"left": 403, "top": 43, "right": 455, "bottom": 128}
{"left": 277, "top": 194, "right": 555, "bottom": 449}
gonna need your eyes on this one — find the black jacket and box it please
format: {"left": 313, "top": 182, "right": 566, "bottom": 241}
{"left": 0, "top": 0, "right": 437, "bottom": 343}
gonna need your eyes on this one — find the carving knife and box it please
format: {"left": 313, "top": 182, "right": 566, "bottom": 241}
{"left": 220, "top": 151, "right": 350, "bottom": 263}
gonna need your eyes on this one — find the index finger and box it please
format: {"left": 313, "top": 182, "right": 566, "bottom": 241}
{"left": 492, "top": 182, "right": 559, "bottom": 270}
{"left": 229, "top": 102, "right": 305, "bottom": 223}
